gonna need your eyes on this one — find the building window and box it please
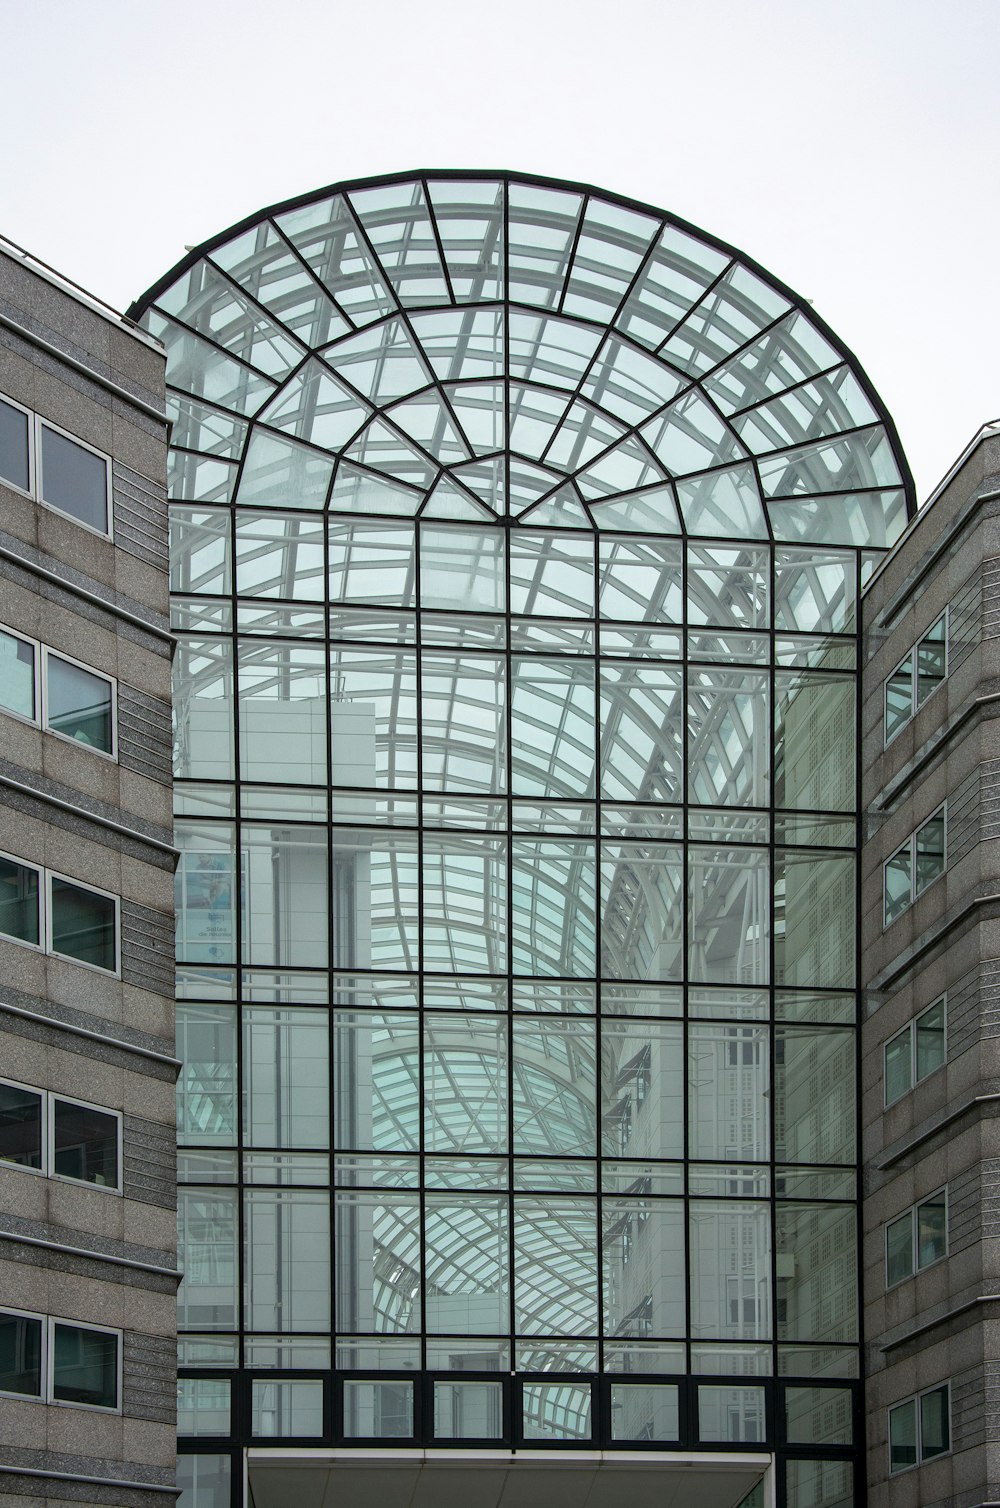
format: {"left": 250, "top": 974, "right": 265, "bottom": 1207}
{"left": 0, "top": 853, "right": 119, "bottom": 974}
{"left": 883, "top": 807, "right": 946, "bottom": 926}
{"left": 889, "top": 1383, "right": 950, "bottom": 1472}
{"left": 0, "top": 1310, "right": 120, "bottom": 1411}
{"left": 0, "top": 391, "right": 111, "bottom": 537}
{"left": 0, "top": 626, "right": 117, "bottom": 757}
{"left": 885, "top": 613, "right": 948, "bottom": 743}
{"left": 0, "top": 1080, "right": 121, "bottom": 1190}
{"left": 885, "top": 999, "right": 946, "bottom": 1105}
{"left": 885, "top": 1190, "right": 947, "bottom": 1287}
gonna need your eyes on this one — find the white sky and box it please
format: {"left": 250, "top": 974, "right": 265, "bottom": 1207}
{"left": 2, "top": 0, "right": 997, "bottom": 500}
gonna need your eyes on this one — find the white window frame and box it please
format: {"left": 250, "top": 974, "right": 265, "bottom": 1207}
{"left": 40, "top": 643, "right": 118, "bottom": 760}
{"left": 0, "top": 850, "right": 120, "bottom": 977}
{"left": 0, "top": 391, "right": 35, "bottom": 498}
{"left": 884, "top": 997, "right": 947, "bottom": 1107}
{"left": 0, "top": 623, "right": 118, "bottom": 760}
{"left": 0, "top": 389, "right": 112, "bottom": 539}
{"left": 0, "top": 1309, "right": 122, "bottom": 1413}
{"left": 888, "top": 1381, "right": 951, "bottom": 1473}
{"left": 0, "top": 1078, "right": 123, "bottom": 1194}
{"left": 45, "top": 866, "right": 120, "bottom": 976}
{"left": 884, "top": 610, "right": 949, "bottom": 746}
{"left": 35, "top": 413, "right": 113, "bottom": 540}
{"left": 883, "top": 805, "right": 947, "bottom": 928}
{"left": 884, "top": 1187, "right": 948, "bottom": 1288}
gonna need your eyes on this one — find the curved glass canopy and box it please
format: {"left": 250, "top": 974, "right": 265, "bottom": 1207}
{"left": 136, "top": 171, "right": 913, "bottom": 546}
{"left": 146, "top": 175, "right": 896, "bottom": 1472}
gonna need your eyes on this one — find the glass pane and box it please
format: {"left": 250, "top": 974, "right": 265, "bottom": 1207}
{"left": 689, "top": 1203, "right": 771, "bottom": 1341}
{"left": 775, "top": 674, "right": 855, "bottom": 812}
{"left": 177, "top": 1454, "right": 231, "bottom": 1508}
{"left": 884, "top": 1029, "right": 912, "bottom": 1106}
{"left": 0, "top": 1311, "right": 41, "bottom": 1396}
{"left": 239, "top": 641, "right": 326, "bottom": 785}
{"left": 421, "top": 653, "right": 505, "bottom": 792}
{"left": 46, "top": 655, "right": 113, "bottom": 752}
{"left": 40, "top": 425, "right": 108, "bottom": 533}
{"left": 916, "top": 1001, "right": 946, "bottom": 1081}
{"left": 784, "top": 1385, "right": 853, "bottom": 1445}
{"left": 916, "top": 617, "right": 947, "bottom": 706}
{"left": 885, "top": 1212, "right": 913, "bottom": 1286}
{"left": 0, "top": 397, "right": 30, "bottom": 490}
{"left": 598, "top": 539, "right": 682, "bottom": 622}
{"left": 688, "top": 671, "right": 768, "bottom": 808}
{"left": 177, "top": 1377, "right": 231, "bottom": 1436}
{"left": 698, "top": 1384, "right": 766, "bottom": 1442}
{"left": 0, "top": 856, "right": 40, "bottom": 945}
{"left": 602, "top": 843, "right": 682, "bottom": 982}
{"left": 50, "top": 877, "right": 116, "bottom": 971}
{"left": 610, "top": 1382, "right": 679, "bottom": 1441}
{"left": 174, "top": 639, "right": 234, "bottom": 781}
{"left": 251, "top": 1378, "right": 324, "bottom": 1436}
{"left": 0, "top": 1082, "right": 42, "bottom": 1169}
{"left": 785, "top": 1459, "right": 853, "bottom": 1508}
{"left": 774, "top": 1028, "right": 855, "bottom": 1165}
{"left": 0, "top": 629, "right": 35, "bottom": 719}
{"left": 885, "top": 658, "right": 913, "bottom": 741}
{"left": 601, "top": 1020, "right": 682, "bottom": 1160}
{"left": 522, "top": 1381, "right": 592, "bottom": 1441}
{"left": 343, "top": 1378, "right": 413, "bottom": 1438}
{"left": 689, "top": 1025, "right": 770, "bottom": 1161}
{"left": 423, "top": 835, "right": 506, "bottom": 972}
{"left": 243, "top": 826, "right": 328, "bottom": 968}
{"left": 601, "top": 664, "right": 682, "bottom": 803}
{"left": 512, "top": 1019, "right": 596, "bottom": 1157}
{"left": 915, "top": 811, "right": 946, "bottom": 894}
{"left": 884, "top": 847, "right": 912, "bottom": 925}
{"left": 434, "top": 1380, "right": 503, "bottom": 1439}
{"left": 603, "top": 1201, "right": 685, "bottom": 1338}
{"left": 335, "top": 1193, "right": 421, "bottom": 1334}
{"left": 334, "top": 1011, "right": 419, "bottom": 1152}
{"left": 425, "top": 1195, "right": 508, "bottom": 1334}
{"left": 424, "top": 1015, "right": 506, "bottom": 1154}
{"left": 243, "top": 1009, "right": 329, "bottom": 1148}
{"left": 689, "top": 847, "right": 770, "bottom": 985}
{"left": 775, "top": 550, "right": 855, "bottom": 633}
{"left": 177, "top": 1004, "right": 237, "bottom": 1145}
{"left": 917, "top": 1194, "right": 947, "bottom": 1269}
{"left": 177, "top": 1188, "right": 239, "bottom": 1329}
{"left": 53, "top": 1099, "right": 118, "bottom": 1187}
{"left": 777, "top": 1203, "right": 857, "bottom": 1343}
{"left": 512, "top": 658, "right": 595, "bottom": 798}
{"left": 52, "top": 1323, "right": 117, "bottom": 1407}
{"left": 513, "top": 840, "right": 596, "bottom": 978}
{"left": 421, "top": 527, "right": 504, "bottom": 612}
{"left": 514, "top": 1198, "right": 598, "bottom": 1336}
{"left": 244, "top": 1190, "right": 330, "bottom": 1331}
{"left": 920, "top": 1384, "right": 949, "bottom": 1459}
{"left": 889, "top": 1396, "right": 917, "bottom": 1471}
{"left": 775, "top": 851, "right": 854, "bottom": 990}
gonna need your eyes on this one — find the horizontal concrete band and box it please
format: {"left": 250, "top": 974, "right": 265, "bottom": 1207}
{"left": 0, "top": 1226, "right": 179, "bottom": 1278}
{"left": 0, "top": 1462, "right": 177, "bottom": 1494}
{"left": 0, "top": 308, "right": 169, "bottom": 425}
{"left": 0, "top": 770, "right": 177, "bottom": 856}
{"left": 0, "top": 540, "right": 175, "bottom": 645}
{"left": 0, "top": 996, "right": 179, "bottom": 1068}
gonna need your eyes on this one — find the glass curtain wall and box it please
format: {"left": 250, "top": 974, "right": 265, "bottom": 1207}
{"left": 136, "top": 172, "right": 912, "bottom": 1507}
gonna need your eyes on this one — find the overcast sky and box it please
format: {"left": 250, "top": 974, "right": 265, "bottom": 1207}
{"left": 2, "top": 0, "right": 996, "bottom": 499}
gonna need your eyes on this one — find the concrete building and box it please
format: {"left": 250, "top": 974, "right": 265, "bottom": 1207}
{"left": 0, "top": 239, "right": 175, "bottom": 1504}
{"left": 862, "top": 420, "right": 1000, "bottom": 1508}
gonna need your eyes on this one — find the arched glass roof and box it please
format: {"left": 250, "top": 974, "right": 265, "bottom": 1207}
{"left": 133, "top": 171, "right": 913, "bottom": 545}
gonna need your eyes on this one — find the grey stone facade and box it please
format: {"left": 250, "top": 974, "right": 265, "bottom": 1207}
{"left": 0, "top": 241, "right": 175, "bottom": 1505}
{"left": 862, "top": 423, "right": 1000, "bottom": 1508}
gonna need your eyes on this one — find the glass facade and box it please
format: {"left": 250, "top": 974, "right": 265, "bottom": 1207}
{"left": 134, "top": 171, "right": 913, "bottom": 1503}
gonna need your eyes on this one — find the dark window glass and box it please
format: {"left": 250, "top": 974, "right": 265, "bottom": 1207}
{"left": 50, "top": 877, "right": 116, "bottom": 971}
{"left": 0, "top": 1083, "right": 42, "bottom": 1170}
{"left": 0, "top": 1311, "right": 41, "bottom": 1397}
{"left": 0, "top": 856, "right": 40, "bottom": 945}
{"left": 53, "top": 1099, "right": 119, "bottom": 1188}
{"left": 0, "top": 629, "right": 36, "bottom": 720}
{"left": 46, "top": 655, "right": 114, "bottom": 753}
{"left": 39, "top": 425, "right": 108, "bottom": 533}
{"left": 920, "top": 1385, "right": 949, "bottom": 1459}
{"left": 52, "top": 1322, "right": 118, "bottom": 1408}
{"left": 884, "top": 1029, "right": 912, "bottom": 1106}
{"left": 889, "top": 1397, "right": 917, "bottom": 1471}
{"left": 0, "top": 398, "right": 30, "bottom": 492}
{"left": 916, "top": 1001, "right": 946, "bottom": 1080}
